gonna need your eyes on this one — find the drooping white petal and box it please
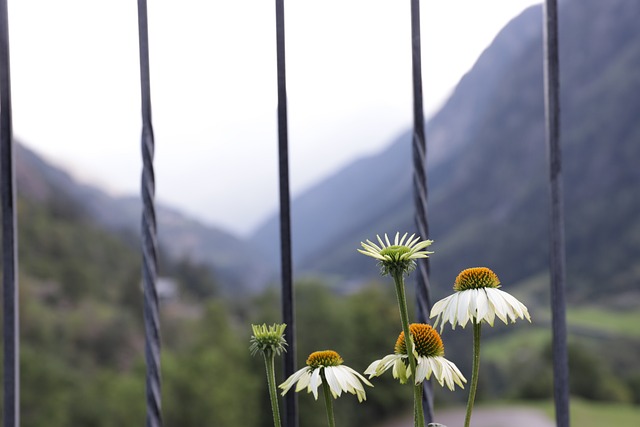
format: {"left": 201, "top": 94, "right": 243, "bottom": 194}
{"left": 341, "top": 369, "right": 368, "bottom": 402}
{"left": 443, "top": 293, "right": 460, "bottom": 329}
{"left": 475, "top": 288, "right": 490, "bottom": 322}
{"left": 295, "top": 371, "right": 311, "bottom": 392}
{"left": 365, "top": 359, "right": 382, "bottom": 377}
{"left": 427, "top": 357, "right": 446, "bottom": 388}
{"left": 443, "top": 358, "right": 467, "bottom": 388}
{"left": 309, "top": 367, "right": 322, "bottom": 400}
{"left": 392, "top": 356, "right": 409, "bottom": 383}
{"left": 415, "top": 357, "right": 430, "bottom": 384}
{"left": 467, "top": 289, "right": 478, "bottom": 321}
{"left": 499, "top": 290, "right": 531, "bottom": 322}
{"left": 280, "top": 367, "right": 311, "bottom": 395}
{"left": 486, "top": 288, "right": 509, "bottom": 325}
{"left": 323, "top": 367, "right": 343, "bottom": 397}
{"left": 430, "top": 357, "right": 445, "bottom": 387}
{"left": 337, "top": 370, "right": 359, "bottom": 395}
{"left": 456, "top": 290, "right": 472, "bottom": 328}
{"left": 430, "top": 296, "right": 448, "bottom": 319}
{"left": 366, "top": 354, "right": 398, "bottom": 378}
{"left": 343, "top": 365, "right": 373, "bottom": 388}
{"left": 485, "top": 297, "right": 496, "bottom": 326}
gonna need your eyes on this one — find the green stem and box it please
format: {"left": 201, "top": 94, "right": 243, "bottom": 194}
{"left": 320, "top": 370, "right": 336, "bottom": 427}
{"left": 464, "top": 321, "right": 482, "bottom": 427}
{"left": 414, "top": 382, "right": 424, "bottom": 427}
{"left": 392, "top": 271, "right": 424, "bottom": 427}
{"left": 264, "top": 352, "right": 282, "bottom": 427}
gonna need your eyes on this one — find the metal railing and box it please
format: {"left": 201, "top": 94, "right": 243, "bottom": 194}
{"left": 0, "top": 1, "right": 570, "bottom": 427}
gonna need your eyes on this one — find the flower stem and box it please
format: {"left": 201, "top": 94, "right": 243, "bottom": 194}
{"left": 264, "top": 352, "right": 282, "bottom": 427}
{"left": 414, "top": 381, "right": 425, "bottom": 427}
{"left": 464, "top": 321, "right": 482, "bottom": 427}
{"left": 392, "top": 271, "right": 424, "bottom": 427}
{"left": 320, "top": 370, "right": 336, "bottom": 427}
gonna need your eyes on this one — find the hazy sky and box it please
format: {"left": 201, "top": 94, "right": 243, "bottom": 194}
{"left": 8, "top": 0, "right": 540, "bottom": 236}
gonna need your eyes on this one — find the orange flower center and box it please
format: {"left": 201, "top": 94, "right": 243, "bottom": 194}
{"left": 454, "top": 267, "right": 500, "bottom": 291}
{"left": 306, "top": 350, "right": 343, "bottom": 368}
{"left": 394, "top": 323, "right": 444, "bottom": 358}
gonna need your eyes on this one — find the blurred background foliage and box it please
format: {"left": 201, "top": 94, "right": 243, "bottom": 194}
{"left": 1, "top": 193, "right": 638, "bottom": 426}
{"left": 2, "top": 0, "right": 640, "bottom": 424}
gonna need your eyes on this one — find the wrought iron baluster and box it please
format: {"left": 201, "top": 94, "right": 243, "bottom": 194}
{"left": 410, "top": 0, "right": 434, "bottom": 424}
{"left": 543, "top": 1, "right": 570, "bottom": 426}
{"left": 137, "top": 1, "right": 162, "bottom": 426}
{"left": 275, "top": 1, "right": 297, "bottom": 427}
{"left": 0, "top": 1, "right": 19, "bottom": 426}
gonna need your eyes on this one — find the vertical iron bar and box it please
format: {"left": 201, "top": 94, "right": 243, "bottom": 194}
{"left": 137, "top": 1, "right": 162, "bottom": 427}
{"left": 0, "top": 1, "right": 18, "bottom": 426}
{"left": 410, "top": 0, "right": 434, "bottom": 423}
{"left": 542, "top": 1, "right": 570, "bottom": 426}
{"left": 275, "top": 1, "right": 297, "bottom": 427}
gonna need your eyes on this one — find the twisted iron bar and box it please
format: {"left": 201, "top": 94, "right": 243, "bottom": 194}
{"left": 137, "top": 1, "right": 162, "bottom": 426}
{"left": 410, "top": 0, "right": 434, "bottom": 424}
{"left": 274, "top": 1, "right": 298, "bottom": 426}
{"left": 543, "top": 1, "right": 570, "bottom": 426}
{"left": 0, "top": 1, "right": 19, "bottom": 426}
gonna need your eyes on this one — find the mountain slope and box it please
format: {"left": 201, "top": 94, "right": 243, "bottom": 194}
{"left": 15, "top": 143, "right": 274, "bottom": 292}
{"left": 250, "top": 0, "right": 640, "bottom": 302}
{"left": 251, "top": 5, "right": 542, "bottom": 269}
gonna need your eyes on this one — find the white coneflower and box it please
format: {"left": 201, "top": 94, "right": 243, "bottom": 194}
{"left": 359, "top": 232, "right": 435, "bottom": 427}
{"left": 365, "top": 323, "right": 466, "bottom": 390}
{"left": 280, "top": 350, "right": 372, "bottom": 427}
{"left": 280, "top": 350, "right": 372, "bottom": 402}
{"left": 430, "top": 267, "right": 531, "bottom": 331}
{"left": 358, "top": 232, "right": 433, "bottom": 276}
{"left": 430, "top": 267, "right": 532, "bottom": 427}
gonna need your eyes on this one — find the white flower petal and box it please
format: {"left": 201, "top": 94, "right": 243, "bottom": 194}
{"left": 414, "top": 357, "right": 430, "bottom": 384}
{"left": 456, "top": 290, "right": 471, "bottom": 328}
{"left": 365, "top": 239, "right": 383, "bottom": 252}
{"left": 343, "top": 365, "right": 373, "bottom": 388}
{"left": 309, "top": 368, "right": 322, "bottom": 400}
{"left": 398, "top": 232, "right": 408, "bottom": 246}
{"left": 430, "top": 296, "right": 448, "bottom": 318}
{"left": 280, "top": 367, "right": 311, "bottom": 395}
{"left": 486, "top": 288, "right": 509, "bottom": 325}
{"left": 429, "top": 357, "right": 445, "bottom": 387}
{"left": 364, "top": 359, "right": 383, "bottom": 377}
{"left": 475, "top": 288, "right": 490, "bottom": 322}
{"left": 467, "top": 289, "right": 478, "bottom": 320}
{"left": 444, "top": 293, "right": 460, "bottom": 329}
{"left": 295, "top": 370, "right": 311, "bottom": 392}
{"left": 357, "top": 248, "right": 386, "bottom": 260}
{"left": 485, "top": 299, "right": 496, "bottom": 326}
{"left": 499, "top": 289, "right": 531, "bottom": 322}
{"left": 324, "top": 367, "right": 343, "bottom": 397}
{"left": 359, "top": 242, "right": 380, "bottom": 253}
{"left": 443, "top": 358, "right": 467, "bottom": 388}
{"left": 413, "top": 240, "right": 434, "bottom": 251}
{"left": 392, "top": 357, "right": 409, "bottom": 383}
